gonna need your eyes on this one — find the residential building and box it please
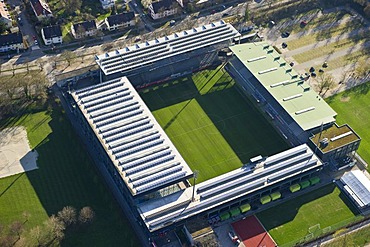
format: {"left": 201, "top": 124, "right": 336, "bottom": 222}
{"left": 71, "top": 20, "right": 97, "bottom": 39}
{"left": 105, "top": 12, "right": 135, "bottom": 31}
{"left": 0, "top": 1, "right": 12, "bottom": 28}
{"left": 100, "top": 0, "right": 115, "bottom": 9}
{"left": 29, "top": 0, "right": 53, "bottom": 20}
{"left": 149, "top": 0, "right": 178, "bottom": 20}
{"left": 0, "top": 32, "right": 24, "bottom": 52}
{"left": 41, "top": 25, "right": 62, "bottom": 45}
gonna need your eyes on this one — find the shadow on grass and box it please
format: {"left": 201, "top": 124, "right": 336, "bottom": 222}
{"left": 258, "top": 184, "right": 338, "bottom": 231}
{"left": 140, "top": 67, "right": 289, "bottom": 164}
{"left": 17, "top": 103, "right": 138, "bottom": 246}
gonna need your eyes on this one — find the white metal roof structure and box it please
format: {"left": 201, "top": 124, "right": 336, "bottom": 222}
{"left": 341, "top": 170, "right": 370, "bottom": 208}
{"left": 138, "top": 144, "right": 322, "bottom": 232}
{"left": 71, "top": 77, "right": 193, "bottom": 196}
{"left": 95, "top": 20, "right": 240, "bottom": 76}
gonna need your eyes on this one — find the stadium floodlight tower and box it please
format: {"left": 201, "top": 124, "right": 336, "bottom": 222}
{"left": 94, "top": 20, "right": 240, "bottom": 86}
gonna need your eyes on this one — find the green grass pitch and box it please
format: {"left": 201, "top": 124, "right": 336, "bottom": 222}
{"left": 326, "top": 82, "right": 370, "bottom": 170}
{"left": 139, "top": 67, "right": 289, "bottom": 183}
{"left": 257, "top": 184, "right": 361, "bottom": 246}
{"left": 0, "top": 104, "right": 137, "bottom": 246}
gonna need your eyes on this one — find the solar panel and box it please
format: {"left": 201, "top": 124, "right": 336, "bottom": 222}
{"left": 115, "top": 139, "right": 165, "bottom": 159}
{"left": 128, "top": 161, "right": 180, "bottom": 180}
{"left": 81, "top": 86, "right": 129, "bottom": 104}
{"left": 102, "top": 117, "right": 150, "bottom": 139}
{"left": 111, "top": 133, "right": 161, "bottom": 155}
{"left": 86, "top": 95, "right": 134, "bottom": 113}
{"left": 121, "top": 148, "right": 172, "bottom": 169}
{"left": 131, "top": 165, "right": 184, "bottom": 187}
{"left": 135, "top": 171, "right": 187, "bottom": 193}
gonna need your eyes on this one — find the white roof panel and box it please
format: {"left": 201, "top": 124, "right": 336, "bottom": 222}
{"left": 71, "top": 77, "right": 193, "bottom": 196}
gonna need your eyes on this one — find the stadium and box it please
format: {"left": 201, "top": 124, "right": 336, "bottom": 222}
{"left": 66, "top": 20, "right": 362, "bottom": 246}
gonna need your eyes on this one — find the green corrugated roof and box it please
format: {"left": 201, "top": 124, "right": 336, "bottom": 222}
{"left": 270, "top": 191, "right": 281, "bottom": 201}
{"left": 220, "top": 212, "right": 230, "bottom": 221}
{"left": 290, "top": 184, "right": 301, "bottom": 193}
{"left": 260, "top": 195, "right": 272, "bottom": 204}
{"left": 239, "top": 203, "right": 251, "bottom": 213}
{"left": 230, "top": 43, "right": 337, "bottom": 131}
{"left": 300, "top": 180, "right": 311, "bottom": 189}
{"left": 230, "top": 208, "right": 241, "bottom": 217}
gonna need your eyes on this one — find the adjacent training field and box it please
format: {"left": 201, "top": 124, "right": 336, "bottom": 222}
{"left": 326, "top": 82, "right": 370, "bottom": 169}
{"left": 257, "top": 184, "right": 360, "bottom": 246}
{"left": 0, "top": 103, "right": 137, "bottom": 246}
{"left": 232, "top": 215, "right": 276, "bottom": 247}
{"left": 140, "top": 67, "right": 288, "bottom": 182}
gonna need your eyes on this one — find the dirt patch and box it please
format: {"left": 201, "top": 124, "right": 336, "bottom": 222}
{"left": 340, "top": 96, "right": 350, "bottom": 102}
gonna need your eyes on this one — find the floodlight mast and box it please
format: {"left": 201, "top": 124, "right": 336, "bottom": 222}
{"left": 191, "top": 170, "right": 199, "bottom": 202}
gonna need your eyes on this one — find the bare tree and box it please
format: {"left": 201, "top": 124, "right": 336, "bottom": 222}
{"left": 43, "top": 215, "right": 66, "bottom": 245}
{"left": 9, "top": 221, "right": 23, "bottom": 242}
{"left": 78, "top": 207, "right": 95, "bottom": 224}
{"left": 58, "top": 206, "right": 77, "bottom": 226}
{"left": 61, "top": 50, "right": 77, "bottom": 66}
{"left": 75, "top": 25, "right": 86, "bottom": 39}
{"left": 354, "top": 58, "right": 370, "bottom": 78}
{"left": 316, "top": 73, "right": 335, "bottom": 96}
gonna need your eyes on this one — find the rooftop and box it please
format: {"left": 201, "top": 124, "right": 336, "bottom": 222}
{"left": 310, "top": 123, "right": 360, "bottom": 153}
{"left": 106, "top": 12, "right": 135, "bottom": 26}
{"left": 229, "top": 42, "right": 337, "bottom": 131}
{"left": 42, "top": 25, "right": 62, "bottom": 39}
{"left": 95, "top": 20, "right": 240, "bottom": 75}
{"left": 0, "top": 32, "right": 23, "bottom": 46}
{"left": 138, "top": 144, "right": 322, "bottom": 232}
{"left": 341, "top": 170, "right": 370, "bottom": 208}
{"left": 71, "top": 77, "right": 193, "bottom": 196}
{"left": 151, "top": 0, "right": 176, "bottom": 13}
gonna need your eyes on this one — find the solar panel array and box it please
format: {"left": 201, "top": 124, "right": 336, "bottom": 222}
{"left": 71, "top": 77, "right": 193, "bottom": 196}
{"left": 95, "top": 20, "right": 240, "bottom": 75}
{"left": 140, "top": 144, "right": 323, "bottom": 231}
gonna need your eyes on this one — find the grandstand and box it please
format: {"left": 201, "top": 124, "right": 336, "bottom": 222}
{"left": 70, "top": 76, "right": 193, "bottom": 196}
{"left": 95, "top": 20, "right": 240, "bottom": 85}
{"left": 138, "top": 144, "right": 322, "bottom": 232}
{"left": 226, "top": 42, "right": 337, "bottom": 144}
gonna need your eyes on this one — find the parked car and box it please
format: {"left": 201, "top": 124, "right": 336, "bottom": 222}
{"left": 228, "top": 231, "right": 241, "bottom": 245}
{"left": 222, "top": 13, "right": 229, "bottom": 17}
{"left": 311, "top": 72, "right": 317, "bottom": 77}
{"left": 170, "top": 20, "right": 176, "bottom": 26}
{"left": 309, "top": 67, "right": 315, "bottom": 72}
{"left": 282, "top": 42, "right": 288, "bottom": 48}
{"left": 300, "top": 21, "right": 307, "bottom": 27}
{"left": 319, "top": 69, "right": 324, "bottom": 73}
{"left": 281, "top": 31, "right": 290, "bottom": 38}
{"left": 290, "top": 62, "right": 295, "bottom": 67}
{"left": 323, "top": 62, "right": 328, "bottom": 68}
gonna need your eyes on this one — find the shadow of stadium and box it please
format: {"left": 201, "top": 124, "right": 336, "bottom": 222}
{"left": 23, "top": 104, "right": 137, "bottom": 246}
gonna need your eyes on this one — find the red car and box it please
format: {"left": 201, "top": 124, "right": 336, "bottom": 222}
{"left": 300, "top": 21, "right": 307, "bottom": 27}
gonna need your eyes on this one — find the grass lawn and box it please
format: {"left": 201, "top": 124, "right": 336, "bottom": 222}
{"left": 139, "top": 67, "right": 288, "bottom": 183}
{"left": 257, "top": 184, "right": 361, "bottom": 246}
{"left": 326, "top": 82, "right": 370, "bottom": 169}
{"left": 0, "top": 101, "right": 137, "bottom": 246}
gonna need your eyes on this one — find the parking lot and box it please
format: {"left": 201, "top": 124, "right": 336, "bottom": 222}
{"left": 264, "top": 7, "right": 369, "bottom": 97}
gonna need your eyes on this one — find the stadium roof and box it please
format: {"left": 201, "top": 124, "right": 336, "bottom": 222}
{"left": 138, "top": 144, "right": 322, "bottom": 232}
{"left": 229, "top": 42, "right": 337, "bottom": 131}
{"left": 71, "top": 77, "right": 193, "bottom": 196}
{"left": 95, "top": 20, "right": 240, "bottom": 76}
{"left": 341, "top": 170, "right": 370, "bottom": 208}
